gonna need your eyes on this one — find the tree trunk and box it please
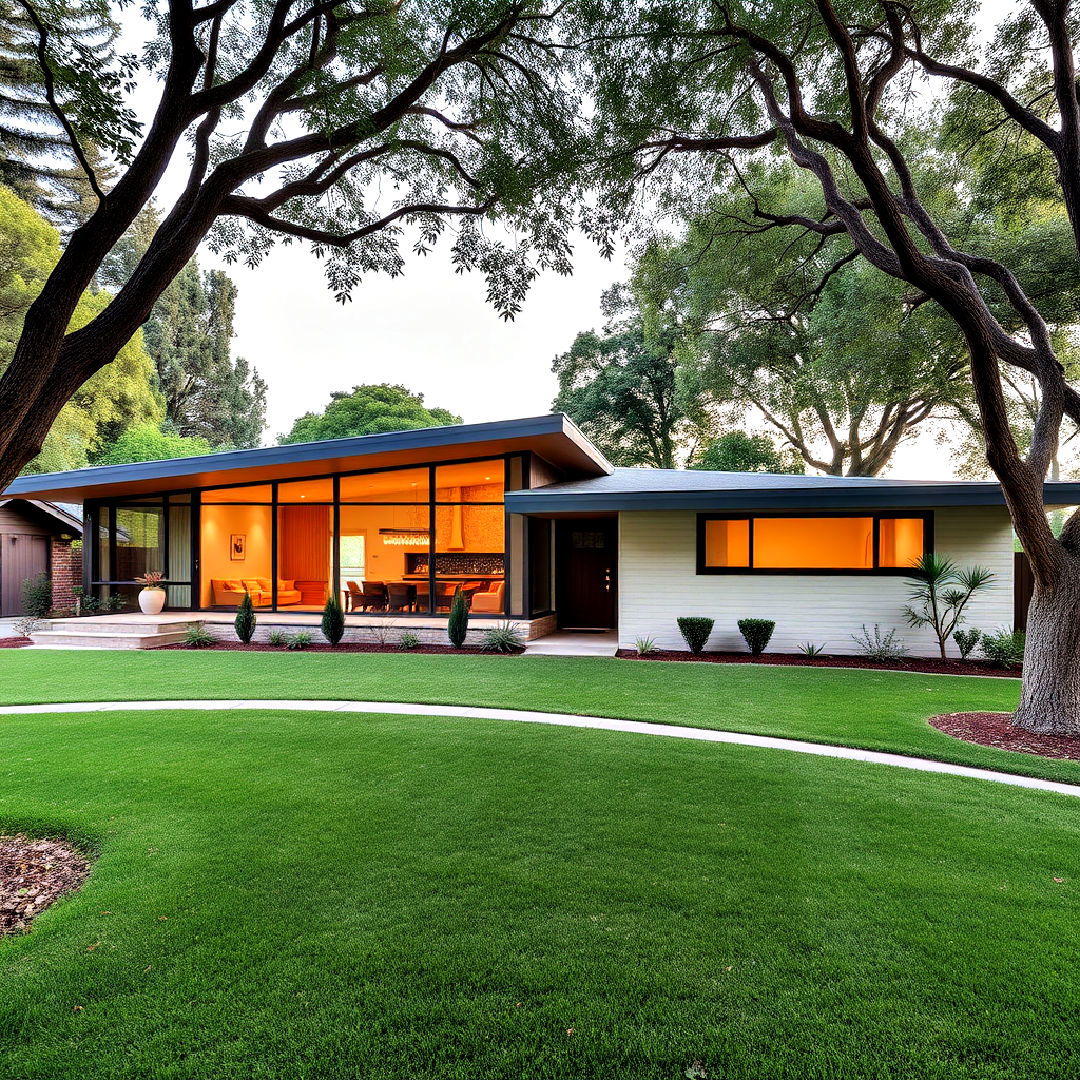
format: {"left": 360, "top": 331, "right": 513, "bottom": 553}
{"left": 1013, "top": 560, "right": 1080, "bottom": 735}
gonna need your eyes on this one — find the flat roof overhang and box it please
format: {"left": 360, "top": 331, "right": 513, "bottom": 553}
{"left": 4, "top": 414, "right": 612, "bottom": 503}
{"left": 505, "top": 481, "right": 1080, "bottom": 514}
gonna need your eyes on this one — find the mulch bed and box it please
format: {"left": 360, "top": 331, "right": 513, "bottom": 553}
{"left": 1, "top": 835, "right": 90, "bottom": 935}
{"left": 161, "top": 641, "right": 522, "bottom": 655}
{"left": 930, "top": 712, "right": 1080, "bottom": 761}
{"left": 0, "top": 637, "right": 32, "bottom": 649}
{"left": 615, "top": 649, "right": 1022, "bottom": 678}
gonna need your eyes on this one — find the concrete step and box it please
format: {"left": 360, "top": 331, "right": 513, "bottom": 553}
{"left": 525, "top": 640, "right": 618, "bottom": 657}
{"left": 43, "top": 618, "right": 195, "bottom": 636}
{"left": 30, "top": 629, "right": 189, "bottom": 650}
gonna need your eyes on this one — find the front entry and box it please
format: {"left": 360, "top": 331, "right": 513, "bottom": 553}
{"left": 555, "top": 518, "right": 617, "bottom": 630}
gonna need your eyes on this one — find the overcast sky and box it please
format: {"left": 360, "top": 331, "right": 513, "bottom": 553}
{"left": 118, "top": 4, "right": 1022, "bottom": 478}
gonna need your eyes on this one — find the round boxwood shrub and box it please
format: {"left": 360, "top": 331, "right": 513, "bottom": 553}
{"left": 738, "top": 618, "right": 776, "bottom": 656}
{"left": 677, "top": 616, "right": 714, "bottom": 655}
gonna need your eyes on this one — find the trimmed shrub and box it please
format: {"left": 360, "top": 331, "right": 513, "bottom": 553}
{"left": 677, "top": 617, "right": 714, "bottom": 655}
{"left": 481, "top": 621, "right": 526, "bottom": 653}
{"left": 738, "top": 618, "right": 775, "bottom": 655}
{"left": 981, "top": 627, "right": 1025, "bottom": 668}
{"left": 21, "top": 574, "right": 53, "bottom": 618}
{"left": 182, "top": 622, "right": 216, "bottom": 649}
{"left": 321, "top": 595, "right": 345, "bottom": 646}
{"left": 397, "top": 631, "right": 421, "bottom": 651}
{"left": 953, "top": 628, "right": 982, "bottom": 660}
{"left": 851, "top": 624, "right": 908, "bottom": 662}
{"left": 234, "top": 591, "right": 257, "bottom": 644}
{"left": 447, "top": 587, "right": 469, "bottom": 649}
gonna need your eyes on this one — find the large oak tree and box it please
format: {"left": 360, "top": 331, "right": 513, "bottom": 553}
{"left": 588, "top": 0, "right": 1080, "bottom": 733}
{"left": 0, "top": 0, "right": 590, "bottom": 491}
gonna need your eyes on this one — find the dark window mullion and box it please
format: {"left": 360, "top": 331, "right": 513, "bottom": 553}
{"left": 428, "top": 465, "right": 436, "bottom": 615}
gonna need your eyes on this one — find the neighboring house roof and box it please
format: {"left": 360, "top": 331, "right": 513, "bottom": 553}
{"left": 1, "top": 415, "right": 613, "bottom": 502}
{"left": 504, "top": 466, "right": 1080, "bottom": 512}
{"left": 0, "top": 498, "right": 83, "bottom": 535}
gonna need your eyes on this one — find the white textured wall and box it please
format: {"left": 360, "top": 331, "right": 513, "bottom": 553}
{"left": 617, "top": 508, "right": 1015, "bottom": 657}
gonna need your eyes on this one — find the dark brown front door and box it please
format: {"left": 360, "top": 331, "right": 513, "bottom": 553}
{"left": 556, "top": 519, "right": 617, "bottom": 629}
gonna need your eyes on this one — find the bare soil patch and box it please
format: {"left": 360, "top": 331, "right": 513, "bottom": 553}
{"left": 930, "top": 712, "right": 1080, "bottom": 761}
{"left": 1, "top": 835, "right": 90, "bottom": 935}
{"left": 616, "top": 649, "right": 1021, "bottom": 678}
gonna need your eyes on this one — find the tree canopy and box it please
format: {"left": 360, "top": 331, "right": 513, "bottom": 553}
{"left": 280, "top": 383, "right": 461, "bottom": 444}
{"left": 95, "top": 422, "right": 212, "bottom": 465}
{"left": 694, "top": 431, "right": 804, "bottom": 474}
{"left": 0, "top": 185, "right": 159, "bottom": 473}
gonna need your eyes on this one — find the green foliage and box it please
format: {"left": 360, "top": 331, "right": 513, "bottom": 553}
{"left": 634, "top": 636, "right": 658, "bottom": 655}
{"left": 182, "top": 622, "right": 216, "bottom": 649}
{"left": 267, "top": 629, "right": 289, "bottom": 647}
{"left": 695, "top": 432, "right": 804, "bottom": 474}
{"left": 98, "top": 211, "right": 267, "bottom": 450}
{"left": 286, "top": 631, "right": 313, "bottom": 651}
{"left": 281, "top": 384, "right": 460, "bottom": 445}
{"left": 0, "top": 0, "right": 132, "bottom": 228}
{"left": 95, "top": 423, "right": 212, "bottom": 465}
{"left": 447, "top": 587, "right": 470, "bottom": 649}
{"left": 20, "top": 573, "right": 52, "bottom": 617}
{"left": 798, "top": 642, "right": 826, "bottom": 657}
{"left": 676, "top": 616, "right": 713, "bottom": 655}
{"left": 953, "top": 628, "right": 983, "bottom": 661}
{"left": 397, "top": 631, "right": 421, "bottom": 651}
{"left": 981, "top": 628, "right": 1026, "bottom": 669}
{"left": 0, "top": 188, "right": 161, "bottom": 474}
{"left": 553, "top": 288, "right": 710, "bottom": 467}
{"left": 851, "top": 625, "right": 908, "bottom": 663}
{"left": 904, "top": 555, "right": 995, "bottom": 660}
{"left": 320, "top": 595, "right": 345, "bottom": 647}
{"left": 234, "top": 591, "right": 256, "bottom": 645}
{"left": 480, "top": 622, "right": 526, "bottom": 654}
{"left": 737, "top": 618, "right": 775, "bottom": 656}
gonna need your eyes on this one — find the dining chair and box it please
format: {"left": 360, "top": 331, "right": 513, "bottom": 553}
{"left": 386, "top": 582, "right": 415, "bottom": 612}
{"left": 359, "top": 581, "right": 387, "bottom": 612}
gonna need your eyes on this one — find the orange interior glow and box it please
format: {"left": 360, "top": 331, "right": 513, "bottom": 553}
{"left": 754, "top": 517, "right": 874, "bottom": 569}
{"left": 879, "top": 518, "right": 924, "bottom": 567}
{"left": 704, "top": 519, "right": 750, "bottom": 567}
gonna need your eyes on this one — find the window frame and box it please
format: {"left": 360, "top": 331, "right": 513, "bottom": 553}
{"left": 695, "top": 511, "right": 934, "bottom": 575}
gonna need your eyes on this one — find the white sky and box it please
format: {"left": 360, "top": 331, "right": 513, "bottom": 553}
{"left": 116, "top": 3, "right": 1023, "bottom": 478}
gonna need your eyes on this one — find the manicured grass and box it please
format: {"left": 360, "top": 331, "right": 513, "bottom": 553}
{"left": 0, "top": 650, "right": 1058, "bottom": 780}
{"left": 2, "top": 705, "right": 1080, "bottom": 1079}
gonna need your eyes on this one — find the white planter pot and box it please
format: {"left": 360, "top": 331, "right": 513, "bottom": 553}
{"left": 139, "top": 588, "right": 166, "bottom": 615}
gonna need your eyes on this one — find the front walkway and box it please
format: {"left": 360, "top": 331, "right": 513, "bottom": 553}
{"left": 4, "top": 698, "right": 1078, "bottom": 800}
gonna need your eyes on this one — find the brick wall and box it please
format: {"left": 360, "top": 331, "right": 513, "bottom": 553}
{"left": 50, "top": 539, "right": 82, "bottom": 612}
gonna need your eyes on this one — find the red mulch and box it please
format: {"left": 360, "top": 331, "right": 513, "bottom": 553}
{"left": 615, "top": 649, "right": 1022, "bottom": 678}
{"left": 161, "top": 641, "right": 521, "bottom": 655}
{"left": 0, "top": 637, "right": 32, "bottom": 649}
{"left": 930, "top": 711, "right": 1080, "bottom": 761}
{"left": 1, "top": 835, "right": 90, "bottom": 935}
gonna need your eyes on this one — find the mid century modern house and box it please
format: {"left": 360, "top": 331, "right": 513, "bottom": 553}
{"left": 4, "top": 414, "right": 1078, "bottom": 653}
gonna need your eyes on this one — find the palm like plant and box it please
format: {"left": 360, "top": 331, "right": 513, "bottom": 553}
{"left": 903, "top": 554, "right": 995, "bottom": 660}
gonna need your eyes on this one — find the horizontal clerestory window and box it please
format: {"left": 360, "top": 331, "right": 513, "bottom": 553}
{"left": 696, "top": 513, "right": 930, "bottom": 574}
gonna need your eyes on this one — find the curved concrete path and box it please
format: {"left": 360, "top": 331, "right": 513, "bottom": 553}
{"left": 2, "top": 698, "right": 1077, "bottom": 799}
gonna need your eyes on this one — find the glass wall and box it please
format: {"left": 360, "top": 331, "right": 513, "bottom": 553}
{"left": 87, "top": 455, "right": 531, "bottom": 616}
{"left": 90, "top": 495, "right": 195, "bottom": 610}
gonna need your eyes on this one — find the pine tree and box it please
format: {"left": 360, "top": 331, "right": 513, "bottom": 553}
{"left": 320, "top": 596, "right": 344, "bottom": 647}
{"left": 447, "top": 588, "right": 469, "bottom": 650}
{"left": 234, "top": 590, "right": 256, "bottom": 645}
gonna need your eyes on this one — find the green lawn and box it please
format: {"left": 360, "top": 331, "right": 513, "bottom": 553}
{"left": 2, "top": 653, "right": 1079, "bottom": 1078}
{"left": 0, "top": 649, "right": 1060, "bottom": 780}
{"left": 1, "top": 703, "right": 1079, "bottom": 1079}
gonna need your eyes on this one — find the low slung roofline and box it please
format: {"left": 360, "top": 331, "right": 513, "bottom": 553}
{"left": 3, "top": 414, "right": 613, "bottom": 502}
{"left": 504, "top": 466, "right": 1080, "bottom": 511}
